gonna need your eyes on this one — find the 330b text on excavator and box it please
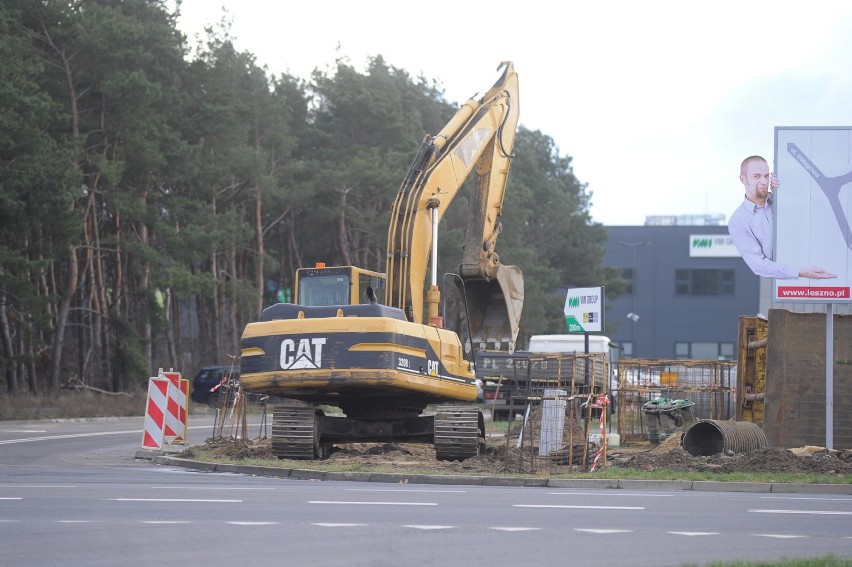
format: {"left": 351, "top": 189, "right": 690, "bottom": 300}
{"left": 239, "top": 62, "right": 524, "bottom": 460}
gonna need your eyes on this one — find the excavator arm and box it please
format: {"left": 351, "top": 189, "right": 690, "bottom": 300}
{"left": 385, "top": 61, "right": 523, "bottom": 352}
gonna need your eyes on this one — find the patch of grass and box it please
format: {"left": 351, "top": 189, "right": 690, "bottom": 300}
{"left": 553, "top": 468, "right": 852, "bottom": 484}
{"left": 0, "top": 391, "right": 147, "bottom": 420}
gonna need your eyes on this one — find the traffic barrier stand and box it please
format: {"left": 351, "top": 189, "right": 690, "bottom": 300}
{"left": 142, "top": 377, "right": 169, "bottom": 449}
{"left": 158, "top": 368, "right": 188, "bottom": 444}
{"left": 590, "top": 395, "right": 609, "bottom": 472}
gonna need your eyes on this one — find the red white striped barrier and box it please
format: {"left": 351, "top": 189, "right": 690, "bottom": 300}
{"left": 158, "top": 369, "right": 188, "bottom": 443}
{"left": 590, "top": 395, "right": 609, "bottom": 472}
{"left": 141, "top": 369, "right": 189, "bottom": 449}
{"left": 142, "top": 377, "right": 169, "bottom": 449}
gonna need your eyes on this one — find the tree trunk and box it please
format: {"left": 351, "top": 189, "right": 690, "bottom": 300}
{"left": 336, "top": 187, "right": 352, "bottom": 266}
{"left": 51, "top": 245, "right": 78, "bottom": 390}
{"left": 228, "top": 245, "right": 239, "bottom": 353}
{"left": 254, "top": 187, "right": 264, "bottom": 317}
{"left": 138, "top": 197, "right": 152, "bottom": 374}
{"left": 0, "top": 279, "right": 19, "bottom": 394}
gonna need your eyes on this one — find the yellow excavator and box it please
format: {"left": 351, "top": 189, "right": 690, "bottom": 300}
{"left": 239, "top": 62, "right": 523, "bottom": 460}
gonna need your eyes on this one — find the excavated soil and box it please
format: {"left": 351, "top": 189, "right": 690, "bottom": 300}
{"left": 193, "top": 432, "right": 852, "bottom": 477}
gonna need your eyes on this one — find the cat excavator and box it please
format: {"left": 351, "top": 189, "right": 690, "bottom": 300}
{"left": 239, "top": 62, "right": 523, "bottom": 460}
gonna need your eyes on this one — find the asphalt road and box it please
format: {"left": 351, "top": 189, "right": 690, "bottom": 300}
{"left": 1, "top": 417, "right": 851, "bottom": 566}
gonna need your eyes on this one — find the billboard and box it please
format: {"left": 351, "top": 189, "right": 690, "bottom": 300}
{"left": 563, "top": 286, "right": 604, "bottom": 333}
{"left": 774, "top": 127, "right": 852, "bottom": 302}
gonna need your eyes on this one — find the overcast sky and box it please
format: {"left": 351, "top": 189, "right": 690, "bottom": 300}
{"left": 174, "top": 0, "right": 852, "bottom": 226}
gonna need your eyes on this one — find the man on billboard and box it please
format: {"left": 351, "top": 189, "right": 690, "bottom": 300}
{"left": 728, "top": 155, "right": 836, "bottom": 279}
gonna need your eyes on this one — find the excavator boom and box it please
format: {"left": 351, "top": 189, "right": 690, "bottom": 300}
{"left": 385, "top": 62, "right": 523, "bottom": 351}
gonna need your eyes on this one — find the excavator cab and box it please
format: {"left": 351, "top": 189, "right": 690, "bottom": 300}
{"left": 295, "top": 265, "right": 386, "bottom": 307}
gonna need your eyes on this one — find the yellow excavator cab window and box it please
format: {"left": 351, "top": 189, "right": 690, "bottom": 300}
{"left": 296, "top": 266, "right": 387, "bottom": 307}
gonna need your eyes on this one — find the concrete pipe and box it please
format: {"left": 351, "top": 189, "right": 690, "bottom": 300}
{"left": 682, "top": 420, "right": 768, "bottom": 456}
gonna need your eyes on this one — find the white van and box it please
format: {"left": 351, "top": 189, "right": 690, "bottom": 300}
{"left": 527, "top": 334, "right": 611, "bottom": 356}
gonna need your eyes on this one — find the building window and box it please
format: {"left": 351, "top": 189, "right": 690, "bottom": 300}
{"left": 675, "top": 269, "right": 735, "bottom": 296}
{"left": 622, "top": 267, "right": 634, "bottom": 294}
{"left": 673, "top": 341, "right": 736, "bottom": 360}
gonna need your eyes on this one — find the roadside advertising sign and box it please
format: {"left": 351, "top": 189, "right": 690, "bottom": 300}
{"left": 774, "top": 127, "right": 852, "bottom": 302}
{"left": 563, "top": 286, "right": 604, "bottom": 333}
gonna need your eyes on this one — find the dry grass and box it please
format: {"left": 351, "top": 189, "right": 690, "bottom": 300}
{"left": 0, "top": 390, "right": 148, "bottom": 420}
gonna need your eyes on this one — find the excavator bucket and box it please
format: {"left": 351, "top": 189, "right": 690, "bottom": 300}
{"left": 447, "top": 265, "right": 523, "bottom": 353}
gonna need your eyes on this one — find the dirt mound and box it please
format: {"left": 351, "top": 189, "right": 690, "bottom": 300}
{"left": 186, "top": 436, "right": 852, "bottom": 477}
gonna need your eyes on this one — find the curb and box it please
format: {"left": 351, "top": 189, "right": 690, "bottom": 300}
{"left": 134, "top": 450, "right": 852, "bottom": 494}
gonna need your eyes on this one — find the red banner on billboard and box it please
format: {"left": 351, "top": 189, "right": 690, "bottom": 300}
{"left": 776, "top": 286, "right": 850, "bottom": 300}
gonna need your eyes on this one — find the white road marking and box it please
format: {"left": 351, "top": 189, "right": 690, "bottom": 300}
{"left": 668, "top": 531, "right": 719, "bottom": 536}
{"left": 404, "top": 525, "right": 455, "bottom": 530}
{"left": 491, "top": 527, "right": 540, "bottom": 532}
{"left": 312, "top": 523, "right": 368, "bottom": 527}
{"left": 547, "top": 492, "right": 672, "bottom": 497}
{"left": 347, "top": 488, "right": 466, "bottom": 493}
{"left": 761, "top": 496, "right": 852, "bottom": 502}
{"left": 109, "top": 498, "right": 241, "bottom": 503}
{"left": 0, "top": 429, "right": 149, "bottom": 445}
{"left": 0, "top": 429, "right": 47, "bottom": 433}
{"left": 0, "top": 520, "right": 19, "bottom": 523}
{"left": 0, "top": 423, "right": 222, "bottom": 445}
{"left": 753, "top": 534, "right": 808, "bottom": 539}
{"left": 309, "top": 501, "right": 436, "bottom": 506}
{"left": 514, "top": 505, "right": 644, "bottom": 510}
{"left": 0, "top": 485, "right": 77, "bottom": 488}
{"left": 227, "top": 521, "right": 279, "bottom": 526}
{"left": 152, "top": 486, "right": 275, "bottom": 491}
{"left": 575, "top": 529, "right": 632, "bottom": 534}
{"left": 750, "top": 509, "right": 852, "bottom": 516}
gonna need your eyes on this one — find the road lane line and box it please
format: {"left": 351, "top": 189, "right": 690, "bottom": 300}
{"left": 0, "top": 485, "right": 77, "bottom": 488}
{"left": 404, "top": 525, "right": 456, "bottom": 530}
{"left": 669, "top": 532, "right": 719, "bottom": 536}
{"left": 491, "top": 527, "right": 540, "bottom": 532}
{"left": 547, "top": 492, "right": 672, "bottom": 497}
{"left": 750, "top": 509, "right": 852, "bottom": 516}
{"left": 0, "top": 423, "right": 225, "bottom": 445}
{"left": 227, "top": 521, "right": 279, "bottom": 526}
{"left": 152, "top": 486, "right": 275, "bottom": 491}
{"left": 514, "top": 505, "right": 644, "bottom": 510}
{"left": 575, "top": 529, "right": 632, "bottom": 534}
{"left": 109, "top": 498, "right": 241, "bottom": 503}
{"left": 309, "top": 501, "right": 436, "bottom": 506}
{"left": 347, "top": 488, "right": 466, "bottom": 493}
{"left": 753, "top": 534, "right": 808, "bottom": 539}
{"left": 313, "top": 523, "right": 368, "bottom": 527}
{"left": 761, "top": 496, "right": 852, "bottom": 502}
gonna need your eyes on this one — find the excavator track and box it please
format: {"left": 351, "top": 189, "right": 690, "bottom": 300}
{"left": 434, "top": 405, "right": 485, "bottom": 461}
{"left": 271, "top": 406, "right": 328, "bottom": 459}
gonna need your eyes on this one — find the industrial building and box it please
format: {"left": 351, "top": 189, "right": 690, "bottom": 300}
{"left": 602, "top": 220, "right": 760, "bottom": 360}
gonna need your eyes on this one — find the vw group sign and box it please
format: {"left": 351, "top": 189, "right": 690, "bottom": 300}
{"left": 774, "top": 127, "right": 852, "bottom": 302}
{"left": 563, "top": 286, "right": 604, "bottom": 333}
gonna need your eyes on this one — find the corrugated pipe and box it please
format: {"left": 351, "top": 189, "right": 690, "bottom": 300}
{"left": 682, "top": 420, "right": 768, "bottom": 456}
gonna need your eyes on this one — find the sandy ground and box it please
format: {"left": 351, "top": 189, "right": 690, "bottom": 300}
{"left": 194, "top": 431, "right": 852, "bottom": 477}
